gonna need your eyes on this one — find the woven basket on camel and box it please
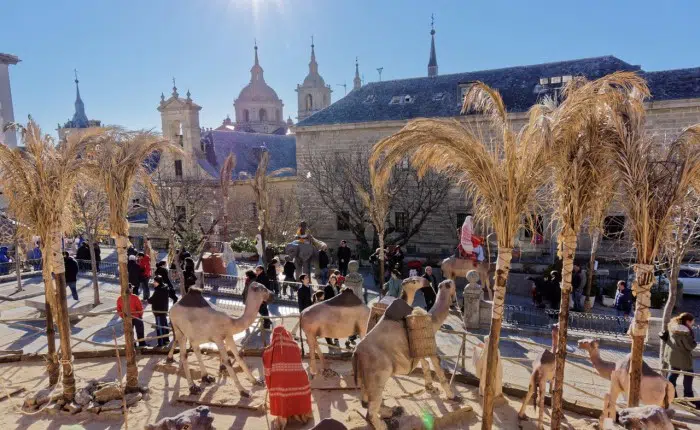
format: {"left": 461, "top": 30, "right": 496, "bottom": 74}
{"left": 367, "top": 302, "right": 389, "bottom": 332}
{"left": 406, "top": 314, "right": 436, "bottom": 359}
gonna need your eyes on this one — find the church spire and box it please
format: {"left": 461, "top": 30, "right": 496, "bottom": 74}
{"left": 251, "top": 40, "right": 264, "bottom": 82}
{"left": 353, "top": 57, "right": 361, "bottom": 90}
{"left": 71, "top": 69, "right": 89, "bottom": 128}
{"left": 308, "top": 36, "right": 318, "bottom": 75}
{"left": 428, "top": 14, "right": 438, "bottom": 77}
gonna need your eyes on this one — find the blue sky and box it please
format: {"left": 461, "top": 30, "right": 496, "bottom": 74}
{"left": 2, "top": 0, "right": 698, "bottom": 137}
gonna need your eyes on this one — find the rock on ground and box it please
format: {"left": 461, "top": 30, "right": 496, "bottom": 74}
{"left": 144, "top": 406, "right": 215, "bottom": 430}
{"left": 100, "top": 399, "right": 123, "bottom": 412}
{"left": 93, "top": 383, "right": 122, "bottom": 403}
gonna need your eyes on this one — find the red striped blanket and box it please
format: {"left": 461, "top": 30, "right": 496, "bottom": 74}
{"left": 263, "top": 326, "right": 312, "bottom": 418}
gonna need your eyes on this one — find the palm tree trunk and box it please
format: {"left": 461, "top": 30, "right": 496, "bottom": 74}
{"left": 88, "top": 236, "right": 100, "bottom": 305}
{"left": 378, "top": 234, "right": 385, "bottom": 296}
{"left": 170, "top": 232, "right": 186, "bottom": 295}
{"left": 583, "top": 230, "right": 599, "bottom": 312}
{"left": 660, "top": 263, "right": 680, "bottom": 375}
{"left": 481, "top": 247, "right": 512, "bottom": 430}
{"left": 628, "top": 263, "right": 654, "bottom": 406}
{"left": 260, "top": 228, "right": 267, "bottom": 268}
{"left": 49, "top": 230, "right": 76, "bottom": 401}
{"left": 551, "top": 229, "right": 578, "bottom": 429}
{"left": 14, "top": 238, "right": 22, "bottom": 292}
{"left": 115, "top": 235, "right": 139, "bottom": 391}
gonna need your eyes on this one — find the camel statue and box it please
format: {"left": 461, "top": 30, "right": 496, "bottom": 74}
{"left": 472, "top": 335, "right": 502, "bottom": 398}
{"left": 301, "top": 277, "right": 426, "bottom": 376}
{"left": 167, "top": 284, "right": 273, "bottom": 396}
{"left": 599, "top": 355, "right": 675, "bottom": 428}
{"left": 353, "top": 280, "right": 460, "bottom": 430}
{"left": 577, "top": 338, "right": 615, "bottom": 380}
{"left": 518, "top": 324, "right": 560, "bottom": 429}
{"left": 440, "top": 256, "right": 492, "bottom": 300}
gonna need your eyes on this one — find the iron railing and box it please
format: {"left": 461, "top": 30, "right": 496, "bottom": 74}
{"left": 502, "top": 304, "right": 633, "bottom": 335}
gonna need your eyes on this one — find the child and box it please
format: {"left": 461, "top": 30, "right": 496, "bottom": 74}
{"left": 147, "top": 275, "right": 171, "bottom": 347}
{"left": 117, "top": 284, "right": 146, "bottom": 347}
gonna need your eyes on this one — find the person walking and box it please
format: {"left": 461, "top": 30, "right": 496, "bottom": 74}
{"left": 661, "top": 312, "right": 699, "bottom": 408}
{"left": 137, "top": 252, "right": 152, "bottom": 301}
{"left": 127, "top": 255, "right": 141, "bottom": 295}
{"left": 337, "top": 241, "right": 351, "bottom": 276}
{"left": 154, "top": 260, "right": 178, "bottom": 302}
{"left": 183, "top": 257, "right": 197, "bottom": 293}
{"left": 572, "top": 264, "right": 584, "bottom": 312}
{"left": 383, "top": 268, "right": 403, "bottom": 298}
{"left": 255, "top": 265, "right": 272, "bottom": 329}
{"left": 76, "top": 242, "right": 91, "bottom": 271}
{"left": 147, "top": 275, "right": 172, "bottom": 347}
{"left": 297, "top": 274, "right": 313, "bottom": 313}
{"left": 63, "top": 251, "right": 79, "bottom": 300}
{"left": 93, "top": 242, "right": 101, "bottom": 272}
{"left": 267, "top": 260, "right": 279, "bottom": 295}
{"left": 318, "top": 248, "right": 329, "bottom": 285}
{"left": 421, "top": 266, "right": 437, "bottom": 311}
{"left": 614, "top": 280, "right": 633, "bottom": 332}
{"left": 282, "top": 256, "right": 296, "bottom": 296}
{"left": 117, "top": 284, "right": 146, "bottom": 348}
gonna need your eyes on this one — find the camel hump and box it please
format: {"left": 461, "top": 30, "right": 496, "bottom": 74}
{"left": 383, "top": 298, "right": 414, "bottom": 322}
{"left": 176, "top": 288, "right": 211, "bottom": 309}
{"left": 540, "top": 349, "right": 556, "bottom": 365}
{"left": 325, "top": 289, "right": 364, "bottom": 307}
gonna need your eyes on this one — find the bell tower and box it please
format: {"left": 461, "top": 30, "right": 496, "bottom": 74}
{"left": 157, "top": 79, "right": 202, "bottom": 178}
{"left": 296, "top": 37, "right": 332, "bottom": 121}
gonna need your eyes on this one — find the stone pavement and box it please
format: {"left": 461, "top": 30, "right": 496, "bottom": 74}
{"left": 1, "top": 270, "right": 699, "bottom": 424}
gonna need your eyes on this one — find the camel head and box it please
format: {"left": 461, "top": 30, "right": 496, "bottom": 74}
{"left": 247, "top": 282, "right": 274, "bottom": 305}
{"left": 551, "top": 323, "right": 560, "bottom": 352}
{"left": 437, "top": 279, "right": 457, "bottom": 305}
{"left": 400, "top": 276, "right": 427, "bottom": 305}
{"left": 577, "top": 338, "right": 600, "bottom": 354}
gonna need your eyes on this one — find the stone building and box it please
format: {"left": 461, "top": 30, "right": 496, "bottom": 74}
{"left": 0, "top": 53, "right": 20, "bottom": 147}
{"left": 58, "top": 73, "right": 102, "bottom": 142}
{"left": 294, "top": 26, "right": 700, "bottom": 259}
{"left": 296, "top": 39, "right": 332, "bottom": 122}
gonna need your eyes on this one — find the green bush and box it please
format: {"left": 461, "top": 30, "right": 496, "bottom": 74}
{"left": 230, "top": 236, "right": 257, "bottom": 253}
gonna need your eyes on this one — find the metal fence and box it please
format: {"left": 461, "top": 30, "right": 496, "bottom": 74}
{"left": 502, "top": 304, "right": 633, "bottom": 335}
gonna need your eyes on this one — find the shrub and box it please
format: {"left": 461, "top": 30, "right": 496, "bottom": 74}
{"left": 230, "top": 236, "right": 257, "bottom": 253}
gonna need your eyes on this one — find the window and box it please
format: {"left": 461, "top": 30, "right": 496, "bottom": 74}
{"left": 306, "top": 94, "right": 313, "bottom": 110}
{"left": 389, "top": 95, "right": 414, "bottom": 105}
{"left": 432, "top": 92, "right": 446, "bottom": 101}
{"left": 243, "top": 109, "right": 250, "bottom": 122}
{"left": 175, "top": 206, "right": 186, "bottom": 222}
{"left": 459, "top": 82, "right": 476, "bottom": 110}
{"left": 389, "top": 96, "right": 402, "bottom": 105}
{"left": 259, "top": 108, "right": 267, "bottom": 122}
{"left": 364, "top": 94, "right": 376, "bottom": 104}
{"left": 276, "top": 109, "right": 281, "bottom": 121}
{"left": 174, "top": 160, "right": 183, "bottom": 178}
{"left": 603, "top": 215, "right": 625, "bottom": 240}
{"left": 337, "top": 212, "right": 350, "bottom": 231}
{"left": 395, "top": 211, "right": 409, "bottom": 233}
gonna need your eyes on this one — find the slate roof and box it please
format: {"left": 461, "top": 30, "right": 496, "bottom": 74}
{"left": 197, "top": 130, "right": 296, "bottom": 179}
{"left": 297, "top": 56, "right": 700, "bottom": 127}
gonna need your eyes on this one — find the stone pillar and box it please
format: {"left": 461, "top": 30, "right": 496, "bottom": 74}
{"left": 463, "top": 270, "right": 484, "bottom": 329}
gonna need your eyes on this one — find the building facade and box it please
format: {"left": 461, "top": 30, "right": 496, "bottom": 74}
{"left": 0, "top": 53, "right": 20, "bottom": 147}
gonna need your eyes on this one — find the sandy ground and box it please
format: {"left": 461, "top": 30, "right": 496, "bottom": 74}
{"left": 0, "top": 354, "right": 601, "bottom": 430}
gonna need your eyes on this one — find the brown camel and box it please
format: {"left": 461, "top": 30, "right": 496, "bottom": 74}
{"left": 167, "top": 284, "right": 273, "bottom": 396}
{"left": 301, "top": 277, "right": 426, "bottom": 376}
{"left": 439, "top": 256, "right": 492, "bottom": 300}
{"left": 353, "top": 280, "right": 460, "bottom": 430}
{"left": 518, "top": 324, "right": 559, "bottom": 430}
{"left": 600, "top": 355, "right": 675, "bottom": 428}
{"left": 577, "top": 338, "right": 615, "bottom": 380}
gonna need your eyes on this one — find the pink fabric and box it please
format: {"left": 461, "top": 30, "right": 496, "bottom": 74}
{"left": 460, "top": 216, "right": 474, "bottom": 254}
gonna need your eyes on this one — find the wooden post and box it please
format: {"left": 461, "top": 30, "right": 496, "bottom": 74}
{"left": 481, "top": 248, "right": 512, "bottom": 430}
{"left": 51, "top": 231, "right": 76, "bottom": 401}
{"left": 461, "top": 332, "right": 466, "bottom": 371}
{"left": 116, "top": 235, "right": 139, "bottom": 391}
{"left": 551, "top": 231, "right": 577, "bottom": 429}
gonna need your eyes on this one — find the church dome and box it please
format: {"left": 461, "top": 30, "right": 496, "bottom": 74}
{"left": 237, "top": 79, "right": 281, "bottom": 103}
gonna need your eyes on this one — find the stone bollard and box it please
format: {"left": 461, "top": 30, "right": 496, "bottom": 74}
{"left": 645, "top": 317, "right": 663, "bottom": 347}
{"left": 463, "top": 270, "right": 484, "bottom": 329}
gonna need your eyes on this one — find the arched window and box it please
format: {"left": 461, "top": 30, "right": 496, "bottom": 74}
{"left": 259, "top": 108, "right": 267, "bottom": 121}
{"left": 243, "top": 109, "right": 250, "bottom": 122}
{"left": 306, "top": 94, "right": 313, "bottom": 110}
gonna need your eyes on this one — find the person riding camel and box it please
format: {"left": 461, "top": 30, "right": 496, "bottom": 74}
{"left": 294, "top": 221, "right": 311, "bottom": 244}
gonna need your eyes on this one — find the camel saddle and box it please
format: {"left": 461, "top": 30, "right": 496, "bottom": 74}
{"left": 383, "top": 298, "right": 414, "bottom": 322}
{"left": 324, "top": 289, "right": 363, "bottom": 307}
{"left": 177, "top": 288, "right": 212, "bottom": 309}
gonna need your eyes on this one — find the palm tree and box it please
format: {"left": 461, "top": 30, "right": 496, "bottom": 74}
{"left": 85, "top": 128, "right": 179, "bottom": 392}
{"left": 606, "top": 91, "right": 700, "bottom": 405}
{"left": 370, "top": 83, "right": 551, "bottom": 429}
{"left": 544, "top": 72, "right": 648, "bottom": 428}
{"left": 219, "top": 153, "right": 236, "bottom": 241}
{"left": 0, "top": 120, "right": 99, "bottom": 399}
{"left": 244, "top": 147, "right": 294, "bottom": 266}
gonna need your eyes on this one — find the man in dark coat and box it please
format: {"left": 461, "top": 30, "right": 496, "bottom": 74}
{"left": 421, "top": 266, "right": 438, "bottom": 311}
{"left": 337, "top": 241, "right": 351, "bottom": 276}
{"left": 76, "top": 242, "right": 91, "bottom": 271}
{"left": 63, "top": 251, "right": 79, "bottom": 300}
{"left": 127, "top": 255, "right": 141, "bottom": 295}
{"left": 318, "top": 249, "right": 329, "bottom": 285}
{"left": 297, "top": 274, "right": 313, "bottom": 312}
{"left": 93, "top": 242, "right": 101, "bottom": 272}
{"left": 255, "top": 265, "right": 272, "bottom": 329}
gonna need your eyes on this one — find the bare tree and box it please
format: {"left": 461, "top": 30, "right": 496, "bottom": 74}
{"left": 72, "top": 182, "right": 109, "bottom": 305}
{"left": 659, "top": 191, "right": 700, "bottom": 368}
{"left": 304, "top": 149, "right": 451, "bottom": 248}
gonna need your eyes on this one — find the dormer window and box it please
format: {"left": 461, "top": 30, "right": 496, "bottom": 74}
{"left": 364, "top": 95, "right": 376, "bottom": 104}
{"left": 432, "top": 92, "right": 446, "bottom": 101}
{"left": 539, "top": 78, "right": 549, "bottom": 85}
{"left": 459, "top": 82, "right": 476, "bottom": 111}
{"left": 390, "top": 96, "right": 402, "bottom": 104}
{"left": 389, "top": 95, "right": 415, "bottom": 105}
{"left": 550, "top": 76, "right": 562, "bottom": 84}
